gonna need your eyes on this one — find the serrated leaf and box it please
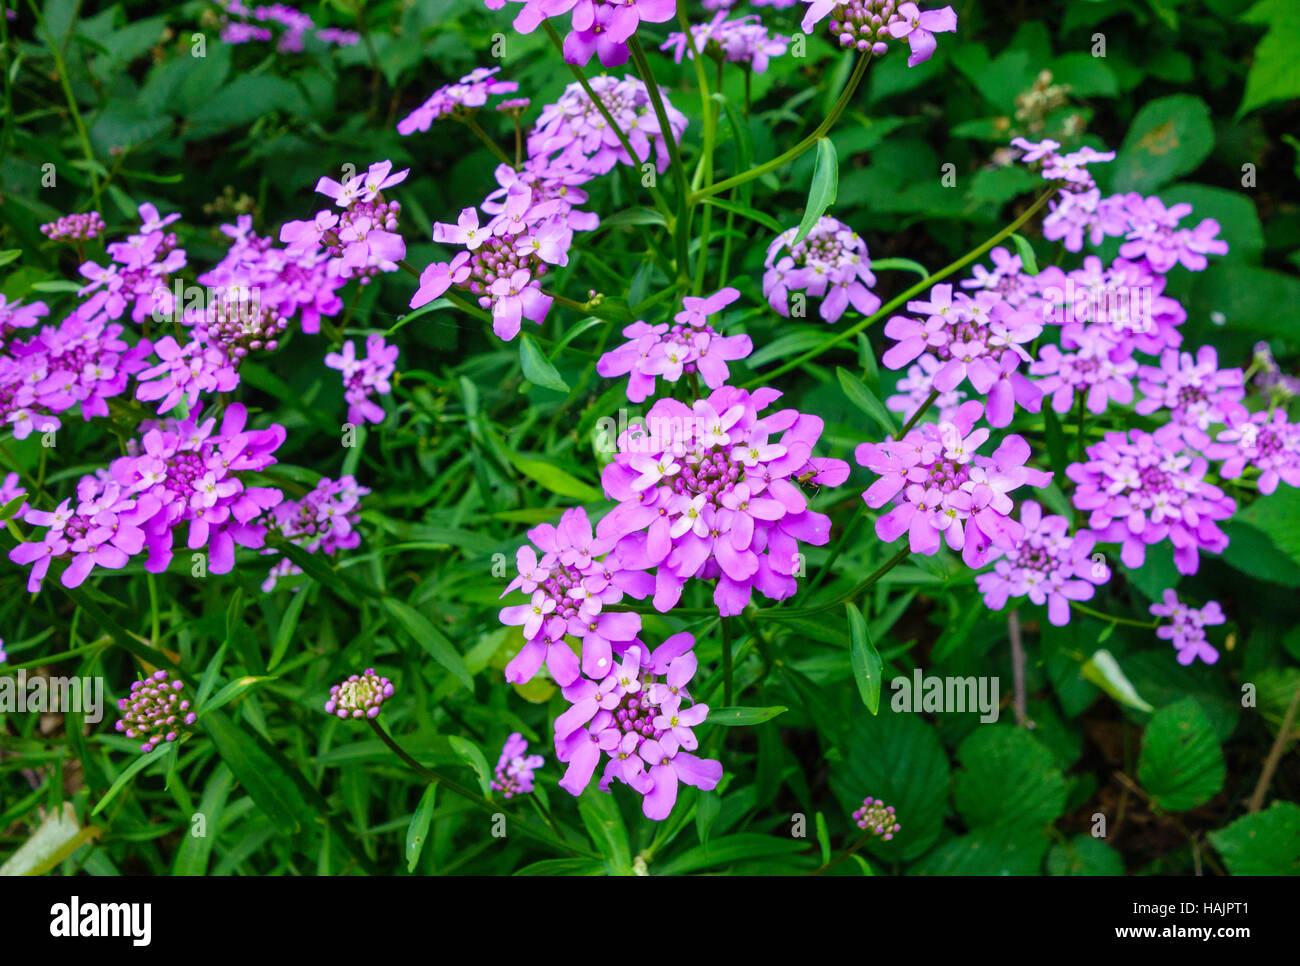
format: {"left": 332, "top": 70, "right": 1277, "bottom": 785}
{"left": 1207, "top": 801, "right": 1300, "bottom": 875}
{"left": 953, "top": 726, "right": 1067, "bottom": 829}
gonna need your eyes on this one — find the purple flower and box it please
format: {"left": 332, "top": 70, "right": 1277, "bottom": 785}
{"left": 397, "top": 67, "right": 520, "bottom": 134}
{"left": 553, "top": 632, "right": 722, "bottom": 820}
{"left": 597, "top": 288, "right": 752, "bottom": 402}
{"left": 492, "top": 733, "right": 545, "bottom": 798}
{"left": 885, "top": 354, "right": 968, "bottom": 425}
{"left": 598, "top": 386, "right": 850, "bottom": 615}
{"left": 802, "top": 0, "right": 955, "bottom": 62}
{"left": 1149, "top": 589, "right": 1224, "bottom": 666}
{"left": 528, "top": 75, "right": 688, "bottom": 178}
{"left": 1205, "top": 409, "right": 1300, "bottom": 495}
{"left": 852, "top": 796, "right": 901, "bottom": 840}
{"left": 325, "top": 334, "right": 399, "bottom": 426}
{"left": 499, "top": 507, "right": 653, "bottom": 683}
{"left": 1067, "top": 425, "right": 1234, "bottom": 575}
{"left": 762, "top": 216, "right": 880, "bottom": 322}
{"left": 115, "top": 669, "right": 197, "bottom": 753}
{"left": 856, "top": 400, "right": 1052, "bottom": 567}
{"left": 41, "top": 211, "right": 105, "bottom": 242}
{"left": 135, "top": 336, "right": 240, "bottom": 413}
{"left": 1117, "top": 194, "right": 1228, "bottom": 273}
{"left": 325, "top": 668, "right": 395, "bottom": 718}
{"left": 976, "top": 501, "right": 1109, "bottom": 625}
{"left": 1011, "top": 137, "right": 1114, "bottom": 191}
{"left": 1029, "top": 324, "right": 1137, "bottom": 416}
{"left": 261, "top": 475, "right": 369, "bottom": 591}
{"left": 662, "top": 12, "right": 789, "bottom": 72}
{"left": 881, "top": 283, "right": 1043, "bottom": 427}
{"left": 1135, "top": 346, "right": 1247, "bottom": 449}
{"left": 507, "top": 0, "right": 678, "bottom": 67}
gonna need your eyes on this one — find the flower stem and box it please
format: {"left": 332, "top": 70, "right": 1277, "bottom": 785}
{"left": 366, "top": 718, "right": 591, "bottom": 859}
{"left": 461, "top": 114, "right": 515, "bottom": 168}
{"left": 719, "top": 616, "right": 734, "bottom": 706}
{"left": 777, "top": 545, "right": 912, "bottom": 618}
{"left": 1069, "top": 602, "right": 1158, "bottom": 628}
{"left": 897, "top": 388, "right": 941, "bottom": 439}
{"left": 691, "top": 52, "right": 871, "bottom": 203}
{"left": 627, "top": 34, "right": 693, "bottom": 284}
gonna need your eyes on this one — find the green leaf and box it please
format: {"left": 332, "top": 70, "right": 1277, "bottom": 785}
{"left": 708, "top": 705, "right": 788, "bottom": 726}
{"left": 203, "top": 710, "right": 313, "bottom": 835}
{"left": 1009, "top": 232, "right": 1040, "bottom": 276}
{"left": 914, "top": 825, "right": 1049, "bottom": 875}
{"left": 1112, "top": 94, "right": 1215, "bottom": 193}
{"left": 381, "top": 598, "right": 473, "bottom": 690}
{"left": 448, "top": 736, "right": 493, "bottom": 796}
{"left": 172, "top": 765, "right": 234, "bottom": 875}
{"left": 578, "top": 792, "right": 633, "bottom": 875}
{"left": 197, "top": 675, "right": 277, "bottom": 719}
{"left": 519, "top": 334, "right": 570, "bottom": 394}
{"left": 836, "top": 367, "right": 898, "bottom": 437}
{"left": 654, "top": 833, "right": 807, "bottom": 875}
{"left": 91, "top": 743, "right": 174, "bottom": 816}
{"left": 700, "top": 196, "right": 784, "bottom": 233}
{"left": 405, "top": 783, "right": 438, "bottom": 873}
{"left": 1082, "top": 649, "right": 1155, "bottom": 713}
{"left": 0, "top": 249, "right": 21, "bottom": 268}
{"left": 1220, "top": 521, "right": 1300, "bottom": 587}
{"left": 1238, "top": 0, "right": 1300, "bottom": 116}
{"left": 846, "top": 602, "right": 883, "bottom": 715}
{"left": 954, "top": 726, "right": 1067, "bottom": 829}
{"left": 1137, "top": 698, "right": 1226, "bottom": 812}
{"left": 506, "top": 453, "right": 603, "bottom": 502}
{"left": 790, "top": 138, "right": 838, "bottom": 246}
{"left": 1047, "top": 835, "right": 1125, "bottom": 876}
{"left": 268, "top": 587, "right": 311, "bottom": 671}
{"left": 870, "top": 257, "right": 928, "bottom": 276}
{"left": 1207, "top": 801, "right": 1300, "bottom": 875}
{"left": 0, "top": 802, "right": 100, "bottom": 876}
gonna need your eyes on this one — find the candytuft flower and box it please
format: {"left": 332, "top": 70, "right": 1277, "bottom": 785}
{"left": 492, "top": 733, "right": 544, "bottom": 798}
{"left": 115, "top": 670, "right": 198, "bottom": 753}
{"left": 325, "top": 668, "right": 395, "bottom": 719}
{"left": 853, "top": 796, "right": 900, "bottom": 840}
{"left": 763, "top": 216, "right": 880, "bottom": 323}
{"left": 1149, "top": 589, "right": 1224, "bottom": 666}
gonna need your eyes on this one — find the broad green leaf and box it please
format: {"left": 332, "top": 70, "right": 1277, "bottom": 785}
{"left": 0, "top": 803, "right": 100, "bottom": 876}
{"left": 954, "top": 726, "right": 1067, "bottom": 830}
{"left": 1207, "top": 801, "right": 1300, "bottom": 875}
{"left": 1047, "top": 835, "right": 1125, "bottom": 876}
{"left": 1137, "top": 698, "right": 1226, "bottom": 812}
{"left": 578, "top": 792, "right": 633, "bottom": 875}
{"left": 1112, "top": 94, "right": 1214, "bottom": 193}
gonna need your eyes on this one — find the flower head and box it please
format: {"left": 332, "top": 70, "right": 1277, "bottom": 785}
{"left": 763, "top": 217, "right": 880, "bottom": 323}
{"left": 852, "top": 796, "right": 900, "bottom": 840}
{"left": 115, "top": 670, "right": 198, "bottom": 753}
{"left": 325, "top": 668, "right": 395, "bottom": 718}
{"left": 492, "top": 733, "right": 545, "bottom": 798}
{"left": 1149, "top": 589, "right": 1224, "bottom": 666}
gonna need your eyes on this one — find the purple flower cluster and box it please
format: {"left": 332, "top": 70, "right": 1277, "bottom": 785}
{"left": 261, "top": 475, "right": 368, "bottom": 591}
{"left": 554, "top": 632, "right": 722, "bottom": 820}
{"left": 499, "top": 506, "right": 651, "bottom": 684}
{"left": 881, "top": 283, "right": 1043, "bottom": 427}
{"left": 763, "top": 216, "right": 881, "bottom": 323}
{"left": 325, "top": 334, "right": 399, "bottom": 426}
{"left": 662, "top": 12, "right": 789, "bottom": 72}
{"left": 216, "top": 1, "right": 358, "bottom": 51}
{"left": 976, "top": 501, "right": 1109, "bottom": 626}
{"left": 280, "top": 160, "right": 408, "bottom": 285}
{"left": 1150, "top": 589, "right": 1224, "bottom": 666}
{"left": 1043, "top": 188, "right": 1228, "bottom": 272}
{"left": 492, "top": 733, "right": 544, "bottom": 798}
{"left": 853, "top": 796, "right": 900, "bottom": 840}
{"left": 199, "top": 214, "right": 347, "bottom": 335}
{"left": 325, "top": 668, "right": 395, "bottom": 719}
{"left": 397, "top": 67, "right": 520, "bottom": 135}
{"left": 8, "top": 404, "right": 285, "bottom": 590}
{"left": 1011, "top": 136, "right": 1115, "bottom": 191}
{"left": 528, "top": 74, "right": 689, "bottom": 179}
{"left": 41, "top": 211, "right": 105, "bottom": 242}
{"left": 135, "top": 335, "right": 239, "bottom": 413}
{"left": 496, "top": 0, "right": 677, "bottom": 68}
{"left": 802, "top": 0, "right": 956, "bottom": 63}
{"left": 1135, "top": 346, "right": 1246, "bottom": 449}
{"left": 598, "top": 386, "right": 850, "bottom": 615}
{"left": 596, "top": 287, "right": 753, "bottom": 402}
{"left": 115, "top": 670, "right": 198, "bottom": 754}
{"left": 76, "top": 203, "right": 186, "bottom": 325}
{"left": 1067, "top": 425, "right": 1234, "bottom": 575}
{"left": 1205, "top": 409, "right": 1300, "bottom": 495}
{"left": 856, "top": 401, "right": 1051, "bottom": 566}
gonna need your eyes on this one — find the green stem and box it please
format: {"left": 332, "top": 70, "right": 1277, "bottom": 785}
{"left": 1069, "top": 602, "right": 1159, "bottom": 629}
{"left": 692, "top": 52, "right": 871, "bottom": 203}
{"left": 897, "top": 388, "right": 941, "bottom": 440}
{"left": 462, "top": 113, "right": 515, "bottom": 168}
{"left": 367, "top": 718, "right": 591, "bottom": 859}
{"left": 720, "top": 616, "right": 734, "bottom": 706}
{"left": 542, "top": 20, "right": 673, "bottom": 223}
{"left": 805, "top": 504, "right": 866, "bottom": 595}
{"left": 28, "top": 0, "right": 100, "bottom": 207}
{"left": 777, "top": 545, "right": 911, "bottom": 618}
{"left": 627, "top": 34, "right": 692, "bottom": 283}
{"left": 751, "top": 184, "right": 1062, "bottom": 385}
